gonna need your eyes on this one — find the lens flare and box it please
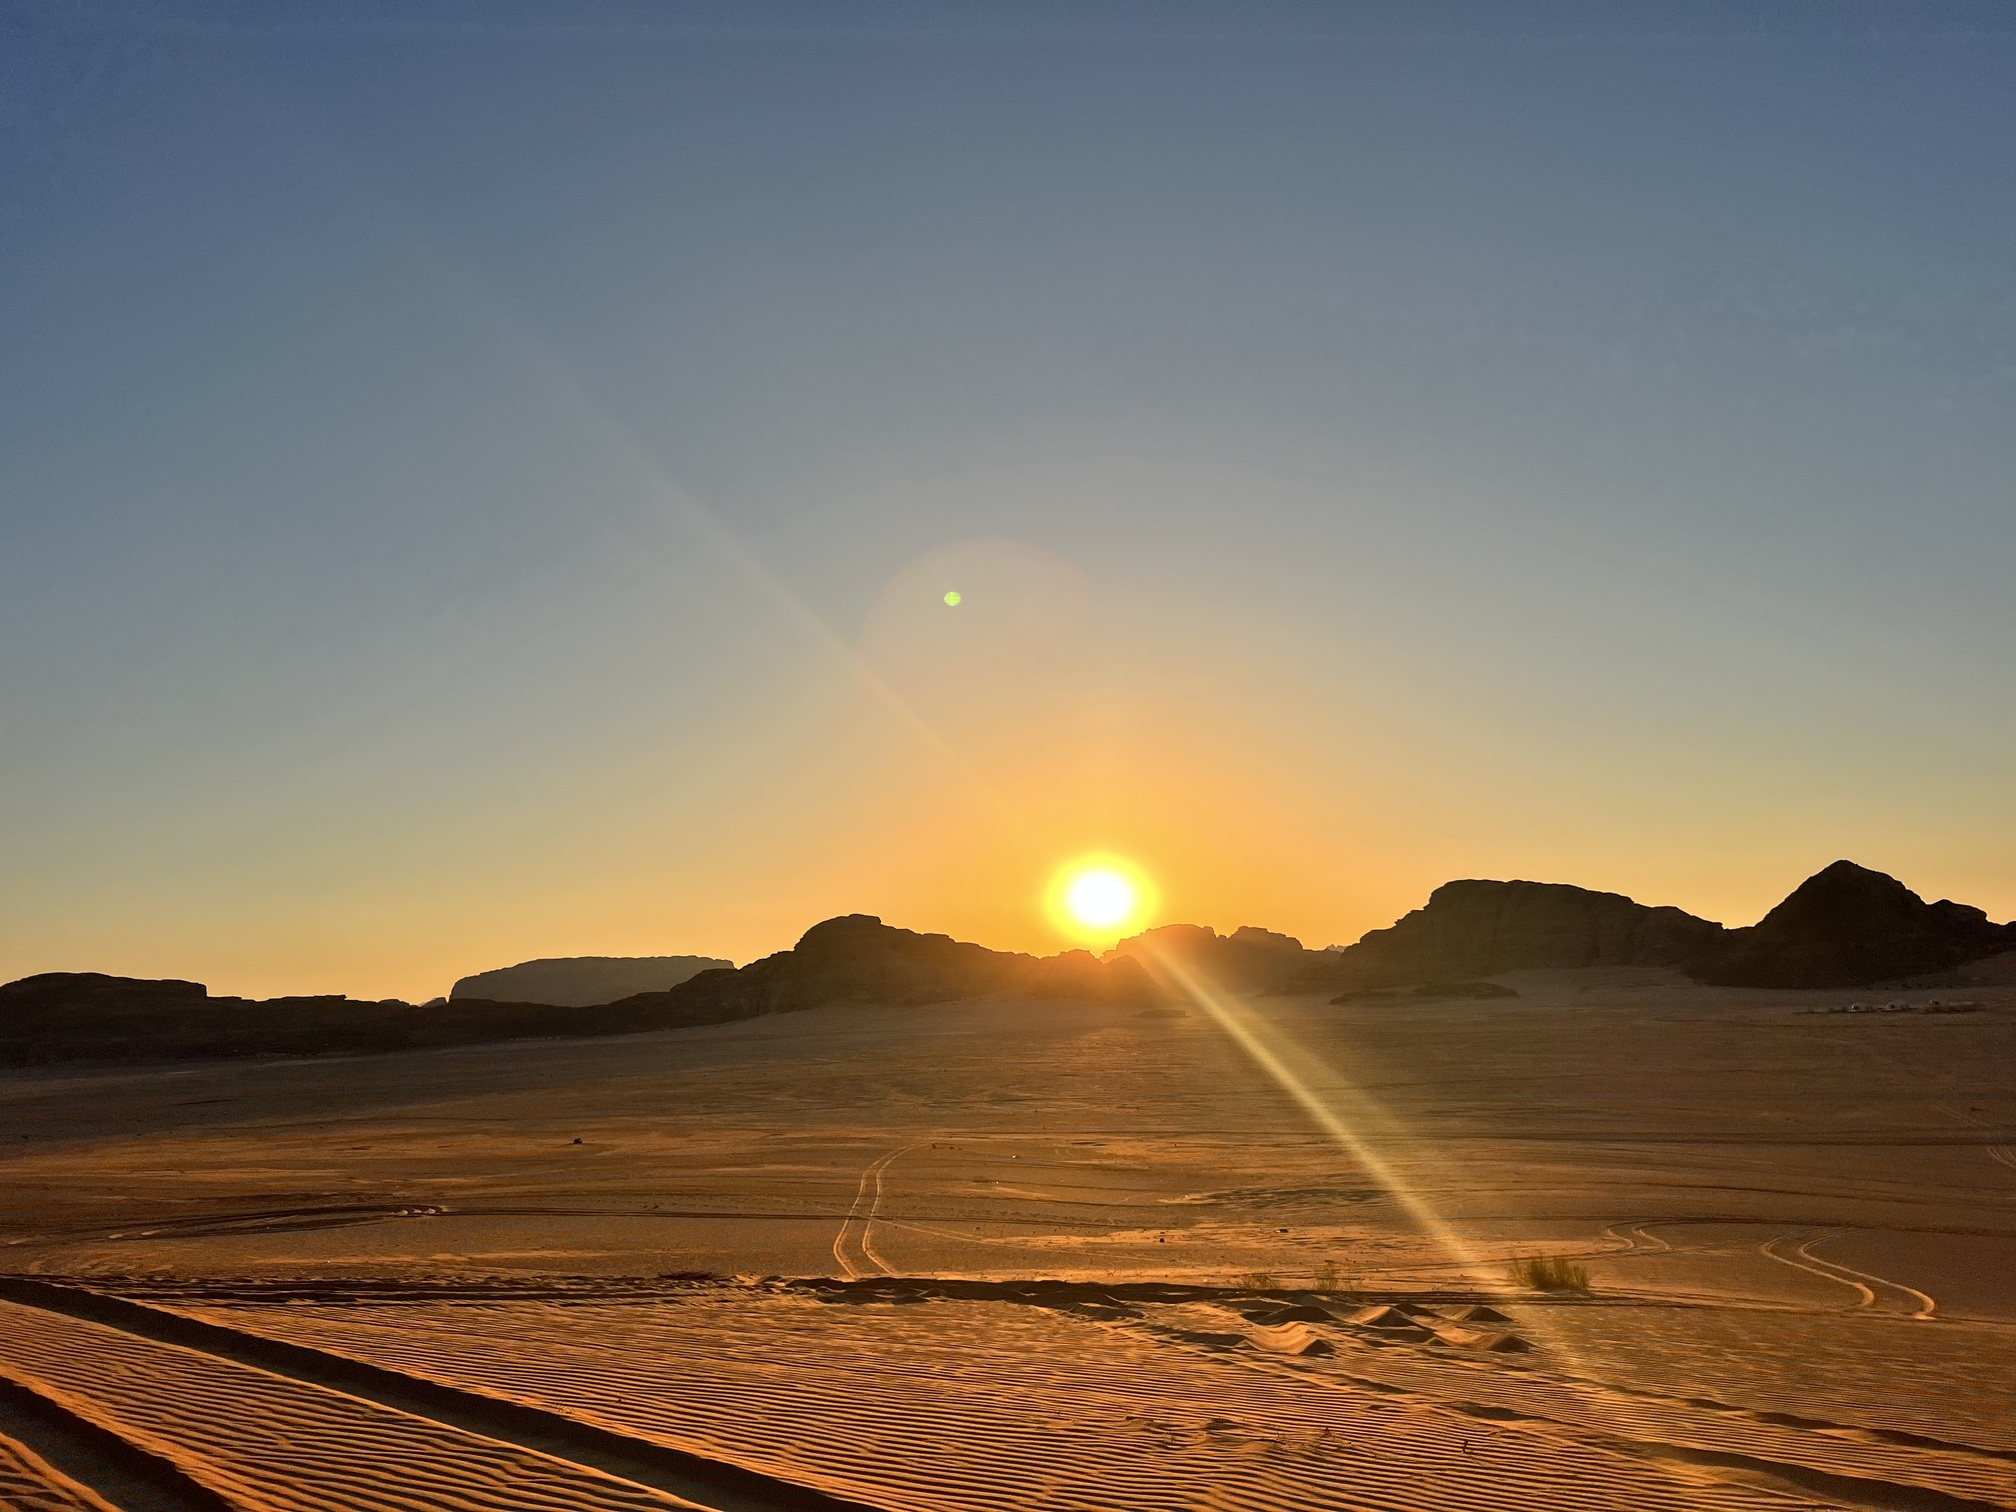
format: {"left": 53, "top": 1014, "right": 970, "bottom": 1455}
{"left": 942, "top": 590, "right": 962, "bottom": 606}
{"left": 1131, "top": 941, "right": 1669, "bottom": 1478}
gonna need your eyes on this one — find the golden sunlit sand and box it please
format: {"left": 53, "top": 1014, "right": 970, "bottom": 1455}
{"left": 2, "top": 967, "right": 2012, "bottom": 1509}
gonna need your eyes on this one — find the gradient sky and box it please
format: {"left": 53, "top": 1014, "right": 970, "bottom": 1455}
{"left": 4, "top": 1, "right": 2013, "bottom": 1000}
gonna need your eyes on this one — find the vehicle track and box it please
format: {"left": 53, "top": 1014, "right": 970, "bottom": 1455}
{"left": 1602, "top": 1222, "right": 1675, "bottom": 1254}
{"left": 830, "top": 1146, "right": 916, "bottom": 1280}
{"left": 1760, "top": 1236, "right": 1938, "bottom": 1320}
{"left": 0, "top": 1279, "right": 886, "bottom": 1512}
{"left": 1940, "top": 1106, "right": 2016, "bottom": 1173}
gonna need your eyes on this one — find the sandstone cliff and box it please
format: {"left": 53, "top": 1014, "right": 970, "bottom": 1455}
{"left": 1, "top": 918, "right": 1158, "bottom": 1065}
{"left": 1689, "top": 860, "right": 2015, "bottom": 988}
{"left": 450, "top": 955, "right": 731, "bottom": 1008}
{"left": 0, "top": 973, "right": 429, "bottom": 1064}
{"left": 610, "top": 914, "right": 1159, "bottom": 1022}
{"left": 1286, "top": 879, "right": 1725, "bottom": 991}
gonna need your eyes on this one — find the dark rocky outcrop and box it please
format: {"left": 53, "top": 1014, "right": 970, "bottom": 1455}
{"left": 1282, "top": 880, "right": 1725, "bottom": 992}
{"left": 1283, "top": 862, "right": 2013, "bottom": 996}
{"left": 1689, "top": 860, "right": 2016, "bottom": 989}
{"left": 450, "top": 955, "right": 732, "bottom": 1008}
{"left": 610, "top": 914, "right": 1160, "bottom": 1023}
{"left": 0, "top": 972, "right": 637, "bottom": 1065}
{"left": 1108, "top": 923, "right": 1321, "bottom": 992}
{"left": 1, "top": 918, "right": 1157, "bottom": 1067}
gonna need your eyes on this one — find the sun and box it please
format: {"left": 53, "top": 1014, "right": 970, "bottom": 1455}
{"left": 1045, "top": 854, "right": 1159, "bottom": 943}
{"left": 1067, "top": 869, "right": 1135, "bottom": 927}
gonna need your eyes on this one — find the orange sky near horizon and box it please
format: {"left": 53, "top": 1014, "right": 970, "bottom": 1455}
{"left": 12, "top": 500, "right": 2011, "bottom": 1004}
{"left": 6, "top": 21, "right": 2014, "bottom": 1004}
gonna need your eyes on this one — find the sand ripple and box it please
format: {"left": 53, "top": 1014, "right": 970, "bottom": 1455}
{"left": 0, "top": 1300, "right": 710, "bottom": 1512}
{"left": 186, "top": 1292, "right": 1892, "bottom": 1512}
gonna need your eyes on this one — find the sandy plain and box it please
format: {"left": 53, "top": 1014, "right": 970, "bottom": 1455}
{"left": 1, "top": 967, "right": 2013, "bottom": 1510}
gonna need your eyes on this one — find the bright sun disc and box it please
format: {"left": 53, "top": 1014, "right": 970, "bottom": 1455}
{"left": 1045, "top": 855, "right": 1158, "bottom": 942}
{"left": 1066, "top": 869, "right": 1135, "bottom": 927}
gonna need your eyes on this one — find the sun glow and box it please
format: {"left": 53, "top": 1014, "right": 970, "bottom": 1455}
{"left": 1067, "top": 869, "right": 1134, "bottom": 926}
{"left": 1045, "top": 855, "right": 1158, "bottom": 943}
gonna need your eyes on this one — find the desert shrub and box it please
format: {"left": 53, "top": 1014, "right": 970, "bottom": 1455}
{"left": 1314, "top": 1260, "right": 1343, "bottom": 1291}
{"left": 1233, "top": 1270, "right": 1278, "bottom": 1291}
{"left": 1513, "top": 1256, "right": 1590, "bottom": 1292}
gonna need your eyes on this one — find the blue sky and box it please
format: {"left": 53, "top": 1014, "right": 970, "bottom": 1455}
{"left": 3, "top": 1, "right": 2012, "bottom": 997}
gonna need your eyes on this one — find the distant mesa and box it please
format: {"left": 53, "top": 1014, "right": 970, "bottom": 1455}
{"left": 0, "top": 970, "right": 751, "bottom": 1068}
{"left": 0, "top": 973, "right": 423, "bottom": 1066}
{"left": 1286, "top": 878, "right": 1725, "bottom": 993}
{"left": 450, "top": 956, "right": 731, "bottom": 1008}
{"left": 1689, "top": 860, "right": 2016, "bottom": 989}
{"left": 0, "top": 972, "right": 210, "bottom": 1012}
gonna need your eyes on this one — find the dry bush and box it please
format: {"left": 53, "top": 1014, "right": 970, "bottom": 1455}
{"left": 1513, "top": 1256, "right": 1591, "bottom": 1292}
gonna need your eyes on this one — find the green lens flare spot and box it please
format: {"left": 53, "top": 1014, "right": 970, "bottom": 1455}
{"left": 943, "top": 590, "right": 962, "bottom": 606}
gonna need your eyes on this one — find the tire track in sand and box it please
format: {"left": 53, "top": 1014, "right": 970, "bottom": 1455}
{"left": 1602, "top": 1222, "right": 1675, "bottom": 1255}
{"left": 1939, "top": 1105, "right": 2016, "bottom": 1173}
{"left": 831, "top": 1147, "right": 917, "bottom": 1280}
{"left": 1761, "top": 1236, "right": 1938, "bottom": 1319}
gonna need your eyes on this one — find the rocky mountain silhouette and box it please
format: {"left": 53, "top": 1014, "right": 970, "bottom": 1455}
{"left": 0, "top": 972, "right": 696, "bottom": 1066}
{"left": 12, "top": 863, "right": 2010, "bottom": 1065}
{"left": 450, "top": 955, "right": 731, "bottom": 1008}
{"left": 1689, "top": 860, "right": 2015, "bottom": 988}
{"left": 1107, "top": 923, "right": 1320, "bottom": 992}
{"left": 610, "top": 914, "right": 1159, "bottom": 1022}
{"left": 1284, "top": 879, "right": 1725, "bottom": 992}
{"left": 0, "top": 918, "right": 1158, "bottom": 1066}
{"left": 0, "top": 973, "right": 408, "bottom": 1064}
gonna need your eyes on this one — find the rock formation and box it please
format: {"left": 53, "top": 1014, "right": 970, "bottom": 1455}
{"left": 18, "top": 862, "right": 2004, "bottom": 1064}
{"left": 1286, "top": 880, "right": 1725, "bottom": 991}
{"left": 1108, "top": 923, "right": 1320, "bottom": 992}
{"left": 611, "top": 914, "right": 1160, "bottom": 1023}
{"left": 450, "top": 955, "right": 732, "bottom": 1008}
{"left": 0, "top": 971, "right": 722, "bottom": 1065}
{"left": 0, "top": 918, "right": 1158, "bottom": 1066}
{"left": 0, "top": 973, "right": 425, "bottom": 1065}
{"left": 1688, "top": 860, "right": 2015, "bottom": 988}
{"left": 1283, "top": 862, "right": 2013, "bottom": 995}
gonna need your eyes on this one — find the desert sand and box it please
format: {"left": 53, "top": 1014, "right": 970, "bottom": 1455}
{"left": 2, "top": 969, "right": 2013, "bottom": 1509}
